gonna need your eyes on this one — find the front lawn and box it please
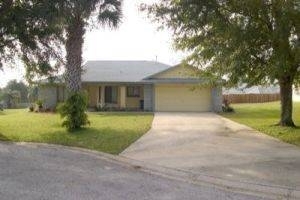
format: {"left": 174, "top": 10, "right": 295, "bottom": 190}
{"left": 221, "top": 101, "right": 300, "bottom": 147}
{"left": 0, "top": 109, "right": 153, "bottom": 154}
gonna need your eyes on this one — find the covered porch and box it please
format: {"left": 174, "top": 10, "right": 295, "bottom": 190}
{"left": 83, "top": 84, "right": 153, "bottom": 111}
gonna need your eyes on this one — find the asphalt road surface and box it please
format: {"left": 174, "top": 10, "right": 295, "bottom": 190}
{"left": 0, "top": 142, "right": 271, "bottom": 200}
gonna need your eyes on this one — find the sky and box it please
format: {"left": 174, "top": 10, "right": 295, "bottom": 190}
{"left": 0, "top": 0, "right": 185, "bottom": 87}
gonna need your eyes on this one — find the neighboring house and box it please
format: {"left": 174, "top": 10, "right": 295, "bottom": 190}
{"left": 223, "top": 85, "right": 300, "bottom": 102}
{"left": 223, "top": 85, "right": 280, "bottom": 95}
{"left": 38, "top": 61, "right": 222, "bottom": 112}
{"left": 38, "top": 76, "right": 66, "bottom": 109}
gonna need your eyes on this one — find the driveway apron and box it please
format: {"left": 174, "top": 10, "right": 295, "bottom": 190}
{"left": 121, "top": 112, "right": 300, "bottom": 190}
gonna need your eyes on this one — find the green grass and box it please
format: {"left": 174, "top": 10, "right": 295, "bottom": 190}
{"left": 0, "top": 109, "right": 153, "bottom": 154}
{"left": 221, "top": 101, "right": 300, "bottom": 147}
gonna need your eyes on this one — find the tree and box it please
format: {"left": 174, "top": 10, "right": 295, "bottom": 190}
{"left": 144, "top": 0, "right": 300, "bottom": 126}
{"left": 57, "top": 0, "right": 122, "bottom": 130}
{"left": 5, "top": 80, "right": 28, "bottom": 102}
{"left": 0, "top": 0, "right": 63, "bottom": 80}
{"left": 60, "top": 0, "right": 122, "bottom": 93}
{"left": 27, "top": 86, "right": 39, "bottom": 103}
{"left": 1, "top": 90, "right": 21, "bottom": 108}
{"left": 0, "top": 80, "right": 27, "bottom": 108}
{"left": 0, "top": 88, "right": 3, "bottom": 101}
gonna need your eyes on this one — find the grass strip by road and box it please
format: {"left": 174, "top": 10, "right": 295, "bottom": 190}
{"left": 0, "top": 109, "right": 153, "bottom": 154}
{"left": 221, "top": 101, "right": 300, "bottom": 147}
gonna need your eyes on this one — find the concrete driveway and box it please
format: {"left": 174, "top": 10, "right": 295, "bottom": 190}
{"left": 121, "top": 112, "right": 300, "bottom": 190}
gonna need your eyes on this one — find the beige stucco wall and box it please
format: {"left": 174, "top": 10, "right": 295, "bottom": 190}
{"left": 152, "top": 65, "right": 198, "bottom": 79}
{"left": 126, "top": 97, "right": 143, "bottom": 108}
{"left": 155, "top": 84, "right": 212, "bottom": 112}
{"left": 84, "top": 85, "right": 99, "bottom": 107}
{"left": 126, "top": 87, "right": 144, "bottom": 109}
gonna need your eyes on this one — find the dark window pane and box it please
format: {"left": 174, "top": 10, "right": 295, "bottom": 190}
{"left": 127, "top": 86, "right": 140, "bottom": 97}
{"left": 105, "top": 86, "right": 111, "bottom": 103}
{"left": 105, "top": 86, "right": 118, "bottom": 103}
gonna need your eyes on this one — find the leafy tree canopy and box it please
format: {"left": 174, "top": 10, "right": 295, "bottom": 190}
{"left": 0, "top": 0, "right": 64, "bottom": 81}
{"left": 58, "top": 0, "right": 122, "bottom": 28}
{"left": 0, "top": 84, "right": 21, "bottom": 109}
{"left": 145, "top": 0, "right": 300, "bottom": 126}
{"left": 1, "top": 0, "right": 122, "bottom": 84}
{"left": 4, "top": 80, "right": 28, "bottom": 102}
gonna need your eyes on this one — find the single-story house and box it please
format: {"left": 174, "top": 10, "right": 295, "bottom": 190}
{"left": 38, "top": 60, "right": 222, "bottom": 112}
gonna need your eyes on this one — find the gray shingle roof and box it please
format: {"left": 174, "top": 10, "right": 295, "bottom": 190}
{"left": 82, "top": 60, "right": 171, "bottom": 83}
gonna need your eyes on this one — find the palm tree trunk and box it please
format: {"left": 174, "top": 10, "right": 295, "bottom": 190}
{"left": 278, "top": 76, "right": 295, "bottom": 127}
{"left": 60, "top": 16, "right": 89, "bottom": 131}
{"left": 65, "top": 16, "right": 85, "bottom": 93}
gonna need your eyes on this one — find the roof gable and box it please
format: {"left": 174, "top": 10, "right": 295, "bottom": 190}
{"left": 145, "top": 64, "right": 199, "bottom": 79}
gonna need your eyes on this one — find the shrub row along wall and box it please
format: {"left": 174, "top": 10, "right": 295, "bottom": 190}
{"left": 223, "top": 93, "right": 280, "bottom": 104}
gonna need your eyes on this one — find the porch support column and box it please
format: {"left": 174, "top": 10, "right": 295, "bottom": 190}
{"left": 100, "top": 86, "right": 105, "bottom": 104}
{"left": 144, "top": 84, "right": 154, "bottom": 111}
{"left": 96, "top": 86, "right": 99, "bottom": 105}
{"left": 120, "top": 86, "right": 126, "bottom": 108}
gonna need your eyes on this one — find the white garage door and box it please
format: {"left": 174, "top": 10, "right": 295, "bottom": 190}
{"left": 155, "top": 84, "right": 212, "bottom": 112}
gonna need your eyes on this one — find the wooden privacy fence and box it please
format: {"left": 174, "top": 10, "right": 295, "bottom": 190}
{"left": 223, "top": 93, "right": 280, "bottom": 104}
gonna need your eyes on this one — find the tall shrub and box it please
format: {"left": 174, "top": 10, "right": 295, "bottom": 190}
{"left": 58, "top": 92, "right": 90, "bottom": 131}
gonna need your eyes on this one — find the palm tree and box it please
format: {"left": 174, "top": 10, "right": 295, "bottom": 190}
{"left": 58, "top": 0, "right": 122, "bottom": 130}
{"left": 62, "top": 0, "right": 122, "bottom": 93}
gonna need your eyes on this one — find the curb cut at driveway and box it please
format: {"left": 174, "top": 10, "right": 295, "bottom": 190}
{"left": 10, "top": 142, "right": 300, "bottom": 200}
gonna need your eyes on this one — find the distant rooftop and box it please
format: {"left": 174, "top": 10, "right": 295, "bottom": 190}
{"left": 82, "top": 60, "right": 172, "bottom": 83}
{"left": 223, "top": 85, "right": 280, "bottom": 94}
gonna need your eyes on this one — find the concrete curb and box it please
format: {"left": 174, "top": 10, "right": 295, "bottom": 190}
{"left": 10, "top": 142, "right": 300, "bottom": 200}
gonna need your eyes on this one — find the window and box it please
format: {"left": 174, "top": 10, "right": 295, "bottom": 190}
{"left": 105, "top": 86, "right": 118, "bottom": 103}
{"left": 127, "top": 86, "right": 141, "bottom": 97}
